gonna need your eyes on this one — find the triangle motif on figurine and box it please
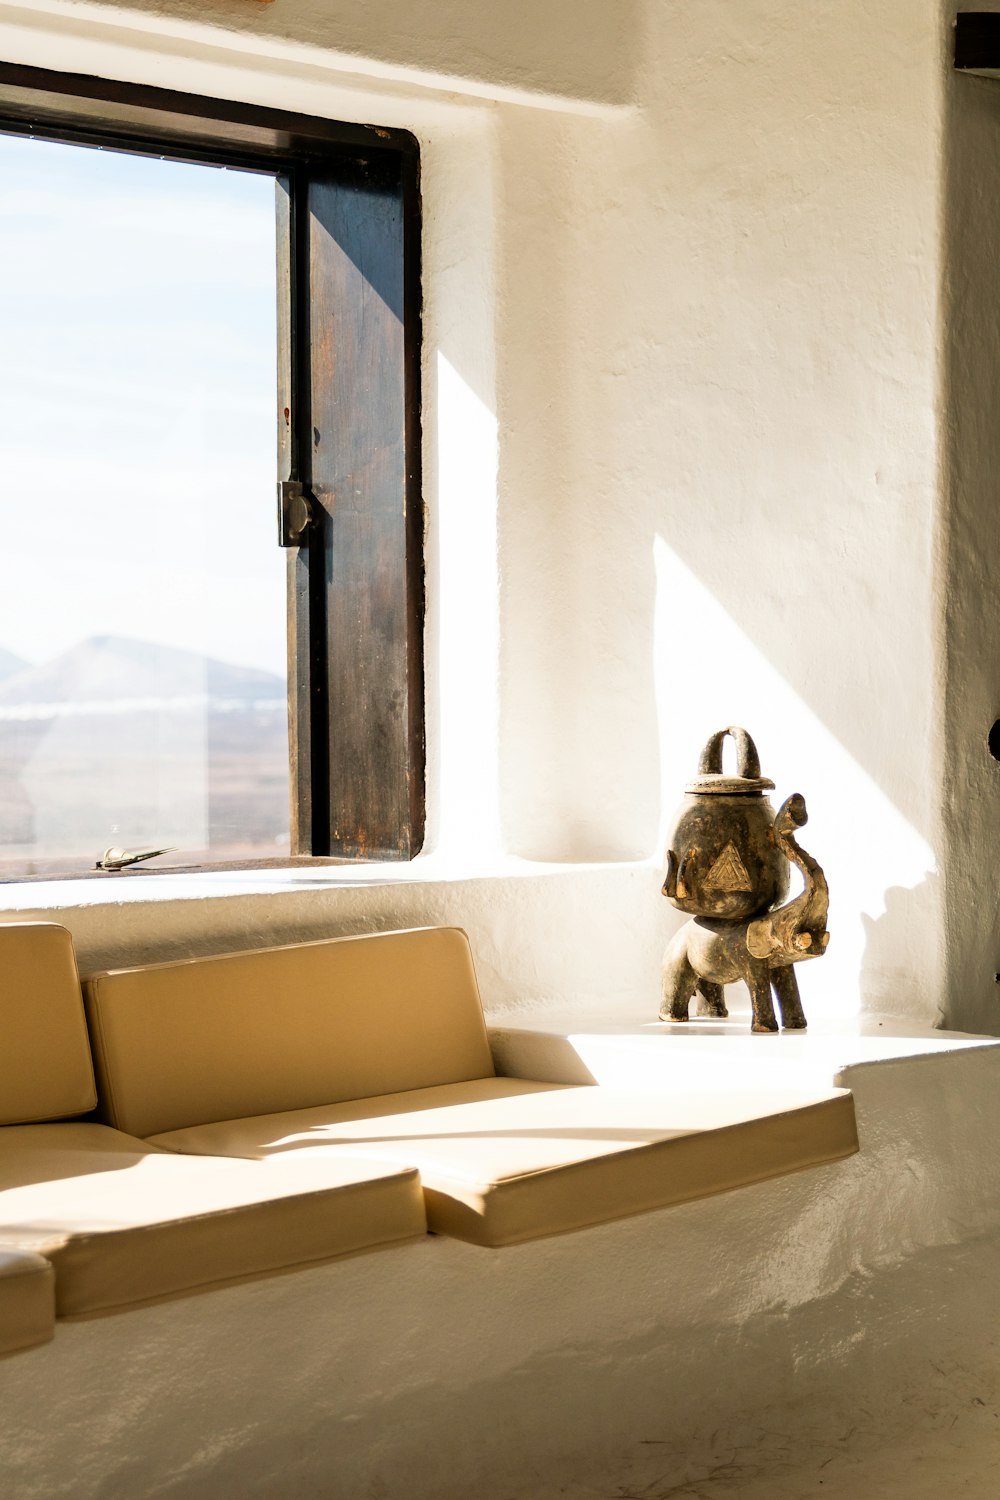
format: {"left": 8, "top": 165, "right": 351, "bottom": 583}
{"left": 704, "top": 842, "right": 753, "bottom": 892}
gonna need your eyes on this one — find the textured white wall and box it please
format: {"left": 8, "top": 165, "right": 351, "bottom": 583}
{"left": 0, "top": 0, "right": 983, "bottom": 1029}
{"left": 940, "top": 4, "right": 1000, "bottom": 1033}
{"left": 496, "top": 2, "right": 948, "bottom": 1025}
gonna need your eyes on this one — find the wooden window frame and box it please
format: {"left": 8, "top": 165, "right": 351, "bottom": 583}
{"left": 0, "top": 61, "right": 425, "bottom": 865}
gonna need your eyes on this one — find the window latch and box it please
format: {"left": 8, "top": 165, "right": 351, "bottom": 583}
{"left": 277, "top": 481, "right": 316, "bottom": 547}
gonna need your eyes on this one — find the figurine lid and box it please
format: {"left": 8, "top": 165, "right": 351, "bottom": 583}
{"left": 684, "top": 726, "right": 775, "bottom": 795}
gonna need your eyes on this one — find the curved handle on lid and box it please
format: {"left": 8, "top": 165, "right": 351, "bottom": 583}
{"left": 698, "top": 726, "right": 761, "bottom": 780}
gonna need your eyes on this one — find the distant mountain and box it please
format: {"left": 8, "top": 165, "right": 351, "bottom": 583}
{"left": 0, "top": 635, "right": 290, "bottom": 861}
{"left": 0, "top": 635, "right": 284, "bottom": 710}
{"left": 0, "top": 647, "right": 28, "bottom": 683}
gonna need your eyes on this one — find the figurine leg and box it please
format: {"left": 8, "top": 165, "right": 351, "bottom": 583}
{"left": 660, "top": 927, "right": 698, "bottom": 1022}
{"left": 742, "top": 956, "right": 778, "bottom": 1033}
{"left": 694, "top": 980, "right": 728, "bottom": 1019}
{"left": 771, "top": 964, "right": 807, "bottom": 1030}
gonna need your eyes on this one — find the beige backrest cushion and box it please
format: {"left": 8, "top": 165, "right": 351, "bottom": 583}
{"left": 85, "top": 925, "right": 494, "bottom": 1138}
{"left": 0, "top": 922, "right": 97, "bottom": 1124}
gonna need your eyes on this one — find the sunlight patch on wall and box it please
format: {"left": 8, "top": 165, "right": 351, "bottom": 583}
{"left": 433, "top": 352, "right": 501, "bottom": 858}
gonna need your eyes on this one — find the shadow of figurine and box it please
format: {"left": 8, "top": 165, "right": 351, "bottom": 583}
{"left": 858, "top": 875, "right": 942, "bottom": 1026}
{"left": 660, "top": 727, "right": 830, "bottom": 1033}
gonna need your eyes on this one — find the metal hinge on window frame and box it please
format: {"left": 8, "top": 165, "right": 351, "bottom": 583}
{"left": 277, "top": 480, "right": 316, "bottom": 547}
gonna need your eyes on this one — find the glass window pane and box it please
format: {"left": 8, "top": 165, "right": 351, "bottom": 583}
{"left": 0, "top": 133, "right": 287, "bottom": 876}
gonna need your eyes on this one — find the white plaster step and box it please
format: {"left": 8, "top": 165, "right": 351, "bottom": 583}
{"left": 488, "top": 1005, "right": 1000, "bottom": 1093}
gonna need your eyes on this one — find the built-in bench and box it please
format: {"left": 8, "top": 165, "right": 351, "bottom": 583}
{"left": 1, "top": 920, "right": 859, "bottom": 1348}
{"left": 0, "top": 922, "right": 426, "bottom": 1325}
{"left": 83, "top": 925, "right": 858, "bottom": 1246}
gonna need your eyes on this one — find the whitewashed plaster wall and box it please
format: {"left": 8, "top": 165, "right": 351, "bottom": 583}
{"left": 940, "top": 3, "right": 1000, "bottom": 1035}
{"left": 495, "top": 1, "right": 948, "bottom": 1034}
{"left": 0, "top": 0, "right": 989, "bottom": 1032}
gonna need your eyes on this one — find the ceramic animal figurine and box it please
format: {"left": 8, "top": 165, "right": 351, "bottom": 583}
{"left": 660, "top": 728, "right": 830, "bottom": 1033}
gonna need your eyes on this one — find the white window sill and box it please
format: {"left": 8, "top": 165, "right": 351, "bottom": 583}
{"left": 0, "top": 851, "right": 658, "bottom": 911}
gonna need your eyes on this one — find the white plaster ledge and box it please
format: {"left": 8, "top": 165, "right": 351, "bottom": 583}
{"left": 489, "top": 1006, "right": 1000, "bottom": 1094}
{"left": 0, "top": 852, "right": 657, "bottom": 910}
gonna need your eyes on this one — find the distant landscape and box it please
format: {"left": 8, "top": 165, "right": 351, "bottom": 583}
{"left": 0, "top": 634, "right": 289, "bottom": 876}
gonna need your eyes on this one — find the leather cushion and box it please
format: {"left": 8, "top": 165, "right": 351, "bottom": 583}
{"left": 85, "top": 926, "right": 493, "bottom": 1138}
{"left": 149, "top": 1076, "right": 860, "bottom": 1247}
{"left": 0, "top": 923, "right": 96, "bottom": 1124}
{"left": 0, "top": 1122, "right": 426, "bottom": 1316}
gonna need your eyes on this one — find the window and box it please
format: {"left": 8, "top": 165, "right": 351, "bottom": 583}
{"left": 0, "top": 63, "right": 424, "bottom": 877}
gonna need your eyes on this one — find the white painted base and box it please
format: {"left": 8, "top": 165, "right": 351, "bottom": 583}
{"left": 2, "top": 1026, "right": 1000, "bottom": 1499}
{"left": 517, "top": 1233, "right": 1000, "bottom": 1500}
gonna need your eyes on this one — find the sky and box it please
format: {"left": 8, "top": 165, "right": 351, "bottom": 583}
{"left": 0, "top": 130, "right": 286, "bottom": 680}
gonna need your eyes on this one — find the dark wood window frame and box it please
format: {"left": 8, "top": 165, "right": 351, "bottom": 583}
{"left": 0, "top": 60, "right": 425, "bottom": 866}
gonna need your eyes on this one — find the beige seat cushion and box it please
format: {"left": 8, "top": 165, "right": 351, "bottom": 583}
{"left": 0, "top": 1248, "right": 55, "bottom": 1355}
{"left": 0, "top": 1122, "right": 426, "bottom": 1316}
{"left": 149, "top": 1077, "right": 860, "bottom": 1247}
{"left": 85, "top": 926, "right": 493, "bottom": 1138}
{"left": 0, "top": 923, "right": 96, "bottom": 1123}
